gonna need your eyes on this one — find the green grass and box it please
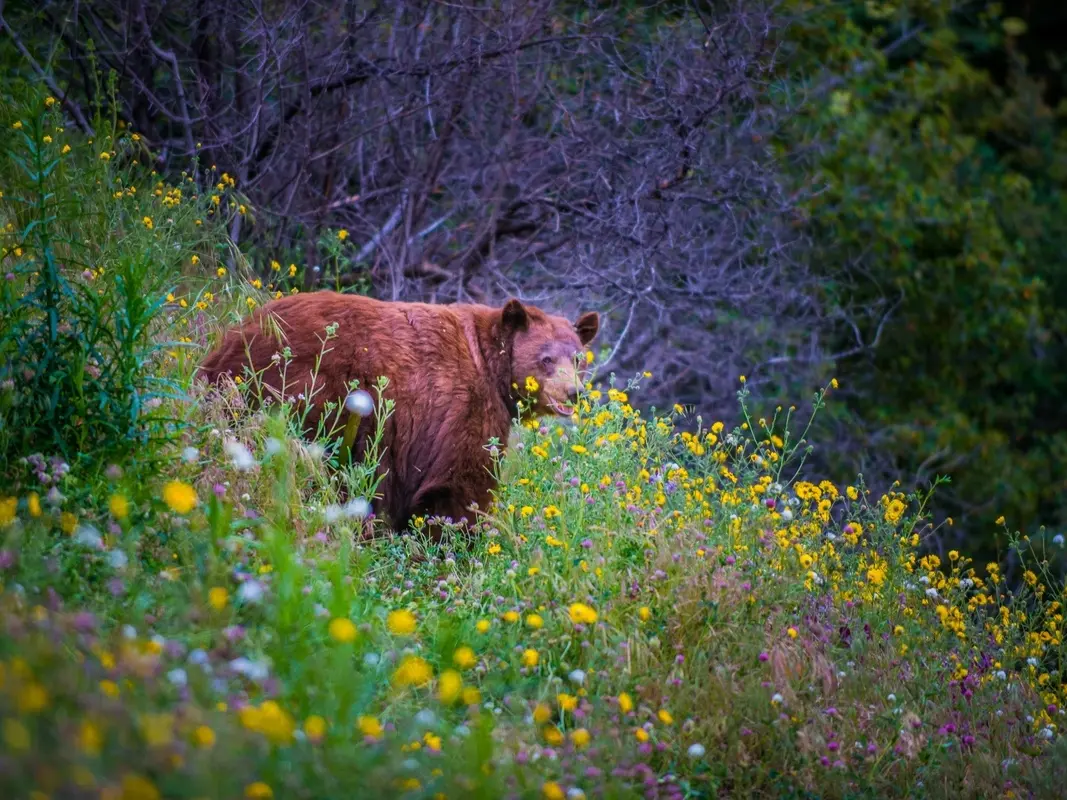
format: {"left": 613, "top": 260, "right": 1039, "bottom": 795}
{"left": 2, "top": 85, "right": 1067, "bottom": 800}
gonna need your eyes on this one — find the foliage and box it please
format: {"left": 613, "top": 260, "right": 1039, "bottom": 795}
{"left": 0, "top": 82, "right": 233, "bottom": 482}
{"left": 776, "top": 0, "right": 1067, "bottom": 559}
{"left": 2, "top": 363, "right": 1067, "bottom": 797}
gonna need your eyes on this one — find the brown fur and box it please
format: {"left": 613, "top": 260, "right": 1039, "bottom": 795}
{"left": 198, "top": 291, "right": 599, "bottom": 534}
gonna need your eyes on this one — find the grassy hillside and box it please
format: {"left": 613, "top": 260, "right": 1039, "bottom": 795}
{"left": 2, "top": 91, "right": 1067, "bottom": 800}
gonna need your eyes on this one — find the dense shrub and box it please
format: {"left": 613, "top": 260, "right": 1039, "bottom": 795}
{"left": 0, "top": 84, "right": 236, "bottom": 483}
{"left": 776, "top": 0, "right": 1067, "bottom": 559}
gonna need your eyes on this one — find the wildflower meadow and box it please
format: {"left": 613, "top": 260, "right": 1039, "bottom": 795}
{"left": 3, "top": 85, "right": 1067, "bottom": 800}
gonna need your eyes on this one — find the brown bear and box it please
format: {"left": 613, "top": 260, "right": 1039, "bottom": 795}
{"left": 198, "top": 290, "right": 599, "bottom": 535}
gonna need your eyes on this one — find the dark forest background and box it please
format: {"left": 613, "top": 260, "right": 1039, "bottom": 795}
{"left": 4, "top": 0, "right": 1067, "bottom": 566}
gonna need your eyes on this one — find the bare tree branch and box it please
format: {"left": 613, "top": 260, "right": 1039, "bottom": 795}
{"left": 0, "top": 8, "right": 95, "bottom": 135}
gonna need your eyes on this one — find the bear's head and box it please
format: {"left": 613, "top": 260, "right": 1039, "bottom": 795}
{"left": 501, "top": 298, "right": 599, "bottom": 418}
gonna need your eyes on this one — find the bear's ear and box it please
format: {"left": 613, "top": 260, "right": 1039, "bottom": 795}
{"left": 501, "top": 298, "right": 528, "bottom": 334}
{"left": 575, "top": 311, "right": 600, "bottom": 345}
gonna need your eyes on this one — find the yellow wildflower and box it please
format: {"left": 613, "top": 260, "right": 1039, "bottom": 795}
{"left": 78, "top": 719, "right": 103, "bottom": 755}
{"left": 328, "top": 617, "right": 357, "bottom": 643}
{"left": 2, "top": 719, "right": 29, "bottom": 751}
{"left": 387, "top": 609, "right": 417, "bottom": 636}
{"left": 358, "top": 715, "right": 383, "bottom": 739}
{"left": 245, "top": 782, "right": 273, "bottom": 799}
{"left": 0, "top": 497, "right": 16, "bottom": 527}
{"left": 392, "top": 655, "right": 432, "bottom": 687}
{"left": 568, "top": 602, "right": 598, "bottom": 625}
{"left": 208, "top": 587, "right": 229, "bottom": 611}
{"left": 18, "top": 682, "right": 48, "bottom": 713}
{"left": 162, "top": 481, "right": 197, "bottom": 514}
{"left": 120, "top": 774, "right": 161, "bottom": 800}
{"left": 437, "top": 670, "right": 463, "bottom": 704}
{"left": 304, "top": 715, "right": 327, "bottom": 742}
{"left": 193, "top": 725, "right": 216, "bottom": 749}
{"left": 533, "top": 703, "right": 552, "bottom": 724}
{"left": 109, "top": 494, "right": 129, "bottom": 519}
{"left": 453, "top": 646, "right": 477, "bottom": 669}
{"left": 884, "top": 499, "right": 906, "bottom": 524}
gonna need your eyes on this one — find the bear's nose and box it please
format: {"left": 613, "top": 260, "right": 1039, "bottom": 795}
{"left": 566, "top": 385, "right": 580, "bottom": 403}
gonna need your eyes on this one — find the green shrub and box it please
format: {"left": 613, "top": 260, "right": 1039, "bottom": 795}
{"left": 0, "top": 83, "right": 230, "bottom": 483}
{"left": 777, "top": 0, "right": 1067, "bottom": 557}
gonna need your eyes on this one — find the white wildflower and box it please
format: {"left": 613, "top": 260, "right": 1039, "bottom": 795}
{"left": 344, "top": 498, "right": 371, "bottom": 519}
{"left": 345, "top": 390, "right": 374, "bottom": 416}
{"left": 224, "top": 439, "right": 255, "bottom": 471}
{"left": 167, "top": 668, "right": 188, "bottom": 687}
{"left": 229, "top": 657, "right": 269, "bottom": 682}
{"left": 687, "top": 743, "right": 706, "bottom": 759}
{"left": 107, "top": 549, "right": 129, "bottom": 569}
{"left": 237, "top": 580, "right": 265, "bottom": 604}
{"left": 73, "top": 525, "right": 103, "bottom": 549}
{"left": 181, "top": 446, "right": 199, "bottom": 463}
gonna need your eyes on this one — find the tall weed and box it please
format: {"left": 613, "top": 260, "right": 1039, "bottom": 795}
{"left": 0, "top": 81, "right": 231, "bottom": 482}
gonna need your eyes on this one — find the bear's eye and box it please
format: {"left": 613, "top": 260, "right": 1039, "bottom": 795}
{"left": 540, "top": 354, "right": 556, "bottom": 369}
